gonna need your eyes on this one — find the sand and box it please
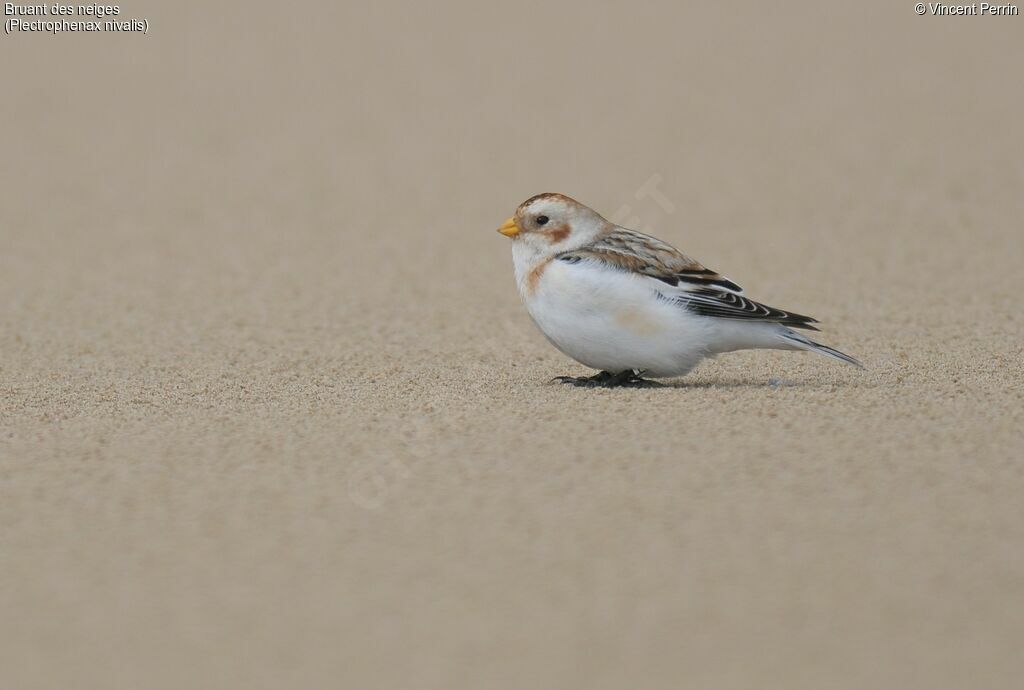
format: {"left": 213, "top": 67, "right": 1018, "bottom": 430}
{"left": 2, "top": 1, "right": 1023, "bottom": 688}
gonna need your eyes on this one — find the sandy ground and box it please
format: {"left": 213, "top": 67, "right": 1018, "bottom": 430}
{"left": 2, "top": 1, "right": 1023, "bottom": 688}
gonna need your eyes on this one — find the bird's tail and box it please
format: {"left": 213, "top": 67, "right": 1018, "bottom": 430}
{"left": 780, "top": 330, "right": 863, "bottom": 369}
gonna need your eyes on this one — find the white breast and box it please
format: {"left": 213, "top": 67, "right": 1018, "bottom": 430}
{"left": 514, "top": 254, "right": 713, "bottom": 378}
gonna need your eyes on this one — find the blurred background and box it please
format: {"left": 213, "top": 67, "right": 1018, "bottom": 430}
{"left": 2, "top": 1, "right": 1023, "bottom": 688}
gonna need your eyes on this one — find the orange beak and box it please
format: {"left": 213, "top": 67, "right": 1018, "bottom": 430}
{"left": 497, "top": 217, "right": 520, "bottom": 238}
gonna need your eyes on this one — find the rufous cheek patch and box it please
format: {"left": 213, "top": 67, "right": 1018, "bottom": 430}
{"left": 545, "top": 224, "right": 571, "bottom": 244}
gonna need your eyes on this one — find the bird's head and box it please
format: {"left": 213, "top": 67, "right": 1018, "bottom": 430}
{"left": 497, "top": 193, "right": 607, "bottom": 254}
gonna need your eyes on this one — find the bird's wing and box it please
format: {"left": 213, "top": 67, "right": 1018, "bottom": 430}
{"left": 574, "top": 227, "right": 744, "bottom": 292}
{"left": 558, "top": 228, "right": 820, "bottom": 331}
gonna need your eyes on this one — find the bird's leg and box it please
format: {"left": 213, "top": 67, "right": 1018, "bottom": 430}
{"left": 551, "top": 371, "right": 614, "bottom": 387}
{"left": 604, "top": 369, "right": 665, "bottom": 388}
{"left": 552, "top": 370, "right": 664, "bottom": 388}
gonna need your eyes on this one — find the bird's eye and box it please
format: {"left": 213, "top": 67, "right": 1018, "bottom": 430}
{"left": 536, "top": 215, "right": 549, "bottom": 226}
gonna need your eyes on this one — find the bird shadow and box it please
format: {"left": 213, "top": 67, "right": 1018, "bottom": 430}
{"left": 661, "top": 377, "right": 814, "bottom": 390}
{"left": 546, "top": 375, "right": 861, "bottom": 391}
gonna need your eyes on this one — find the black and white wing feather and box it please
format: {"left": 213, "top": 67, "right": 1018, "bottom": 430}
{"left": 559, "top": 227, "right": 821, "bottom": 331}
{"left": 674, "top": 287, "right": 820, "bottom": 331}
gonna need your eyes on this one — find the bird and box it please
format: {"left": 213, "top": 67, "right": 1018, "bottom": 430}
{"left": 496, "top": 193, "right": 862, "bottom": 388}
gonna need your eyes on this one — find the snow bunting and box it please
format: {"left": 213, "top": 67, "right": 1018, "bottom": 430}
{"left": 497, "top": 193, "right": 861, "bottom": 387}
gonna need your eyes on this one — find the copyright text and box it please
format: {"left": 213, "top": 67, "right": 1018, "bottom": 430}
{"left": 915, "top": 2, "right": 1019, "bottom": 14}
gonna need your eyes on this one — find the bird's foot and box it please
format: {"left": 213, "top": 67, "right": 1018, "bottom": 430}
{"left": 551, "top": 371, "right": 613, "bottom": 387}
{"left": 551, "top": 370, "right": 665, "bottom": 389}
{"left": 606, "top": 369, "right": 666, "bottom": 388}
